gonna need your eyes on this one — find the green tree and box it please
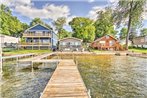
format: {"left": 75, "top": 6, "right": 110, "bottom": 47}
{"left": 53, "top": 17, "right": 66, "bottom": 39}
{"left": 114, "top": 0, "right": 146, "bottom": 50}
{"left": 0, "top": 4, "right": 25, "bottom": 36}
{"left": 95, "top": 8, "right": 116, "bottom": 38}
{"left": 59, "top": 29, "right": 71, "bottom": 39}
{"left": 30, "top": 18, "right": 51, "bottom": 29}
{"left": 119, "top": 27, "right": 137, "bottom": 43}
{"left": 140, "top": 28, "right": 147, "bottom": 36}
{"left": 30, "top": 18, "right": 44, "bottom": 26}
{"left": 119, "top": 28, "right": 127, "bottom": 39}
{"left": 69, "top": 17, "right": 95, "bottom": 42}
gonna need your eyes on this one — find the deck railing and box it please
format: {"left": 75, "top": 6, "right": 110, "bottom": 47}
{"left": 23, "top": 33, "right": 51, "bottom": 37}
{"left": 21, "top": 42, "right": 51, "bottom": 45}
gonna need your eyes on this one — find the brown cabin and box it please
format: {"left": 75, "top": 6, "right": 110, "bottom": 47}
{"left": 91, "top": 35, "right": 123, "bottom": 51}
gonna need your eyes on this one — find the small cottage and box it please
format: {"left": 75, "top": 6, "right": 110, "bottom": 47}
{"left": 59, "top": 37, "right": 83, "bottom": 51}
{"left": 91, "top": 35, "right": 123, "bottom": 50}
{"left": 133, "top": 35, "right": 147, "bottom": 48}
{"left": 0, "top": 34, "right": 19, "bottom": 48}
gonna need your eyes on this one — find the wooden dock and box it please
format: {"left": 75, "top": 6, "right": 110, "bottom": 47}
{"left": 18, "top": 53, "right": 53, "bottom": 62}
{"left": 2, "top": 53, "right": 35, "bottom": 60}
{"left": 40, "top": 60, "right": 89, "bottom": 98}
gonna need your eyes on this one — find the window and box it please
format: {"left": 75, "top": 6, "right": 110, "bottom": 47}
{"left": 141, "top": 38, "right": 144, "bottom": 42}
{"left": 99, "top": 41, "right": 105, "bottom": 44}
{"left": 75, "top": 42, "right": 78, "bottom": 45}
{"left": 109, "top": 41, "right": 114, "bottom": 46}
{"left": 62, "top": 42, "right": 66, "bottom": 45}
{"left": 106, "top": 35, "right": 109, "bottom": 39}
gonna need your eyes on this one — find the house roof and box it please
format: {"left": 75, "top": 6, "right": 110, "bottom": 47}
{"left": 94, "top": 35, "right": 117, "bottom": 43}
{"left": 59, "top": 37, "right": 83, "bottom": 42}
{"left": 25, "top": 24, "right": 51, "bottom": 31}
{"left": 134, "top": 35, "right": 147, "bottom": 39}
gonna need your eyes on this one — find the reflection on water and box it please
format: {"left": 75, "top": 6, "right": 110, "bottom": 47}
{"left": 0, "top": 61, "right": 57, "bottom": 98}
{"left": 77, "top": 55, "right": 147, "bottom": 98}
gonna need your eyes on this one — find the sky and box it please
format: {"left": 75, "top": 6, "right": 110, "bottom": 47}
{"left": 1, "top": 0, "right": 147, "bottom": 33}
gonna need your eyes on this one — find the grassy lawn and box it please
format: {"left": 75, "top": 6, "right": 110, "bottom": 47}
{"left": 129, "top": 48, "right": 147, "bottom": 53}
{"left": 3, "top": 49, "right": 52, "bottom": 56}
{"left": 92, "top": 50, "right": 103, "bottom": 53}
{"left": 90, "top": 49, "right": 104, "bottom": 53}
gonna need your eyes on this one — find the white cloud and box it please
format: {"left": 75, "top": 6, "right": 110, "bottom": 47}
{"left": 14, "top": 4, "right": 70, "bottom": 20}
{"left": 43, "top": 4, "right": 70, "bottom": 20}
{"left": 66, "top": 15, "right": 77, "bottom": 25}
{"left": 0, "top": 0, "right": 13, "bottom": 6}
{"left": 2, "top": 0, "right": 71, "bottom": 21}
{"left": 107, "top": 0, "right": 118, "bottom": 3}
{"left": 88, "top": 0, "right": 95, "bottom": 3}
{"left": 16, "top": 3, "right": 70, "bottom": 20}
{"left": 14, "top": 0, "right": 31, "bottom": 5}
{"left": 88, "top": 6, "right": 106, "bottom": 20}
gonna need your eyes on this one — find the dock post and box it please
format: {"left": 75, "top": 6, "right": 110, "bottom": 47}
{"left": 57, "top": 53, "right": 59, "bottom": 60}
{"left": 0, "top": 56, "right": 2, "bottom": 74}
{"left": 31, "top": 61, "right": 34, "bottom": 72}
{"left": 88, "top": 89, "right": 91, "bottom": 98}
{"left": 16, "top": 57, "right": 19, "bottom": 67}
{"left": 72, "top": 53, "right": 74, "bottom": 60}
{"left": 0, "top": 43, "right": 2, "bottom": 74}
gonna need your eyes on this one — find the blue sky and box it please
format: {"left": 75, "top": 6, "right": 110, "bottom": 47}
{"left": 1, "top": 0, "right": 147, "bottom": 33}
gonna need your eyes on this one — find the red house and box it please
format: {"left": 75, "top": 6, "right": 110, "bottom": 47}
{"left": 91, "top": 35, "right": 123, "bottom": 50}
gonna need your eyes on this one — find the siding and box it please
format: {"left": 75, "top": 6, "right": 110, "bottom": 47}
{"left": 29, "top": 24, "right": 50, "bottom": 31}
{"left": 133, "top": 36, "right": 147, "bottom": 45}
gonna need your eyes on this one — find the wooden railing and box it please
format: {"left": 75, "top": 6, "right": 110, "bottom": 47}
{"left": 23, "top": 33, "right": 51, "bottom": 37}
{"left": 21, "top": 42, "right": 51, "bottom": 45}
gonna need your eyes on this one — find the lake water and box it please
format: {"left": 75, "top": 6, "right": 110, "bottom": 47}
{"left": 0, "top": 55, "right": 147, "bottom": 98}
{"left": 0, "top": 61, "right": 57, "bottom": 98}
{"left": 77, "top": 55, "right": 147, "bottom": 98}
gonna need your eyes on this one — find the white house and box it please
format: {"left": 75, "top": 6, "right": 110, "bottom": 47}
{"left": 133, "top": 35, "right": 147, "bottom": 48}
{"left": 119, "top": 39, "right": 132, "bottom": 46}
{"left": 0, "top": 34, "right": 19, "bottom": 47}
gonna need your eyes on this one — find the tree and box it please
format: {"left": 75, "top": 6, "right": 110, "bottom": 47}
{"left": 30, "top": 18, "right": 44, "bottom": 26}
{"left": 140, "top": 28, "right": 147, "bottom": 36}
{"left": 30, "top": 18, "right": 51, "bottom": 29}
{"left": 95, "top": 7, "right": 117, "bottom": 38}
{"left": 59, "top": 29, "right": 71, "bottom": 39}
{"left": 119, "top": 27, "right": 137, "bottom": 43}
{"left": 0, "top": 4, "right": 26, "bottom": 36}
{"left": 119, "top": 28, "right": 127, "bottom": 39}
{"left": 69, "top": 17, "right": 95, "bottom": 42}
{"left": 53, "top": 17, "right": 66, "bottom": 39}
{"left": 114, "top": 0, "right": 146, "bottom": 50}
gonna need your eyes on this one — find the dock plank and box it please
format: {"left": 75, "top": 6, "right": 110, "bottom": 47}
{"left": 40, "top": 60, "right": 89, "bottom": 98}
{"left": 19, "top": 53, "right": 53, "bottom": 62}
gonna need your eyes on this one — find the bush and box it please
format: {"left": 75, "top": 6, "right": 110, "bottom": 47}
{"left": 2, "top": 48, "right": 15, "bottom": 52}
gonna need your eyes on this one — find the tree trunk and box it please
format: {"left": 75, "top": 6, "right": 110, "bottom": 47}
{"left": 126, "top": 16, "right": 131, "bottom": 50}
{"left": 59, "top": 32, "right": 60, "bottom": 39}
{"left": 126, "top": 0, "right": 133, "bottom": 50}
{"left": 58, "top": 28, "right": 62, "bottom": 39}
